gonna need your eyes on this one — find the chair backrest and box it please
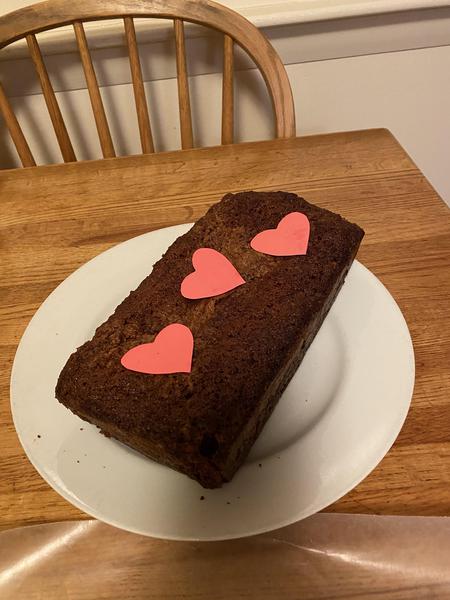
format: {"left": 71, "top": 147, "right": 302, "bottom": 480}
{"left": 0, "top": 0, "right": 296, "bottom": 167}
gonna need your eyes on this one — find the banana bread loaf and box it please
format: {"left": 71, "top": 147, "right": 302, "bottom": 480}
{"left": 56, "top": 191, "right": 364, "bottom": 488}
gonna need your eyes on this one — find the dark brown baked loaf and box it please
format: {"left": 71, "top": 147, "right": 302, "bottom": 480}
{"left": 56, "top": 191, "right": 364, "bottom": 488}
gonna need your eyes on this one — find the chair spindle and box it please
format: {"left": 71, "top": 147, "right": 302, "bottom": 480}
{"left": 26, "top": 33, "right": 76, "bottom": 163}
{"left": 0, "top": 82, "right": 35, "bottom": 167}
{"left": 173, "top": 19, "right": 193, "bottom": 150}
{"left": 124, "top": 17, "right": 154, "bottom": 154}
{"left": 221, "top": 34, "right": 234, "bottom": 145}
{"left": 73, "top": 21, "right": 115, "bottom": 158}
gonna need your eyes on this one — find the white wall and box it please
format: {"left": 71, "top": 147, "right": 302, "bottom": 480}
{"left": 290, "top": 46, "right": 450, "bottom": 205}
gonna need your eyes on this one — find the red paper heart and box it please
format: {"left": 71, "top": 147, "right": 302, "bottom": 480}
{"left": 121, "top": 323, "right": 193, "bottom": 374}
{"left": 250, "top": 212, "right": 310, "bottom": 256}
{"left": 181, "top": 248, "right": 245, "bottom": 299}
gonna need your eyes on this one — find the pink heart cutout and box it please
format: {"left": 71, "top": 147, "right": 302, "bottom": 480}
{"left": 250, "top": 212, "right": 310, "bottom": 256}
{"left": 121, "top": 323, "right": 193, "bottom": 374}
{"left": 181, "top": 248, "right": 245, "bottom": 300}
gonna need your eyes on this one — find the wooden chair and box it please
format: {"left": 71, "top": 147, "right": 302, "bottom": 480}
{"left": 0, "top": 0, "right": 296, "bottom": 167}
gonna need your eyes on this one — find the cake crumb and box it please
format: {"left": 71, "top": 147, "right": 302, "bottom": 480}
{"left": 37, "top": 434, "right": 41, "bottom": 439}
{"left": 226, "top": 501, "right": 231, "bottom": 505}
{"left": 258, "top": 463, "right": 262, "bottom": 468}
{"left": 80, "top": 427, "right": 84, "bottom": 431}
{"left": 200, "top": 496, "right": 205, "bottom": 501}
{"left": 76, "top": 460, "right": 80, "bottom": 464}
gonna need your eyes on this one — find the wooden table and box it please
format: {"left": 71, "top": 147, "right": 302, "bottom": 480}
{"left": 1, "top": 129, "right": 449, "bottom": 531}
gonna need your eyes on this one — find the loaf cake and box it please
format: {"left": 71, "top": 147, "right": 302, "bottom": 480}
{"left": 56, "top": 191, "right": 364, "bottom": 488}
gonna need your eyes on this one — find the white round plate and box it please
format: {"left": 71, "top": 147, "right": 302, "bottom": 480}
{"left": 11, "top": 224, "right": 415, "bottom": 541}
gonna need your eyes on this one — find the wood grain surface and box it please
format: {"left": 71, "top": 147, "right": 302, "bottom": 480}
{"left": 0, "top": 129, "right": 449, "bottom": 531}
